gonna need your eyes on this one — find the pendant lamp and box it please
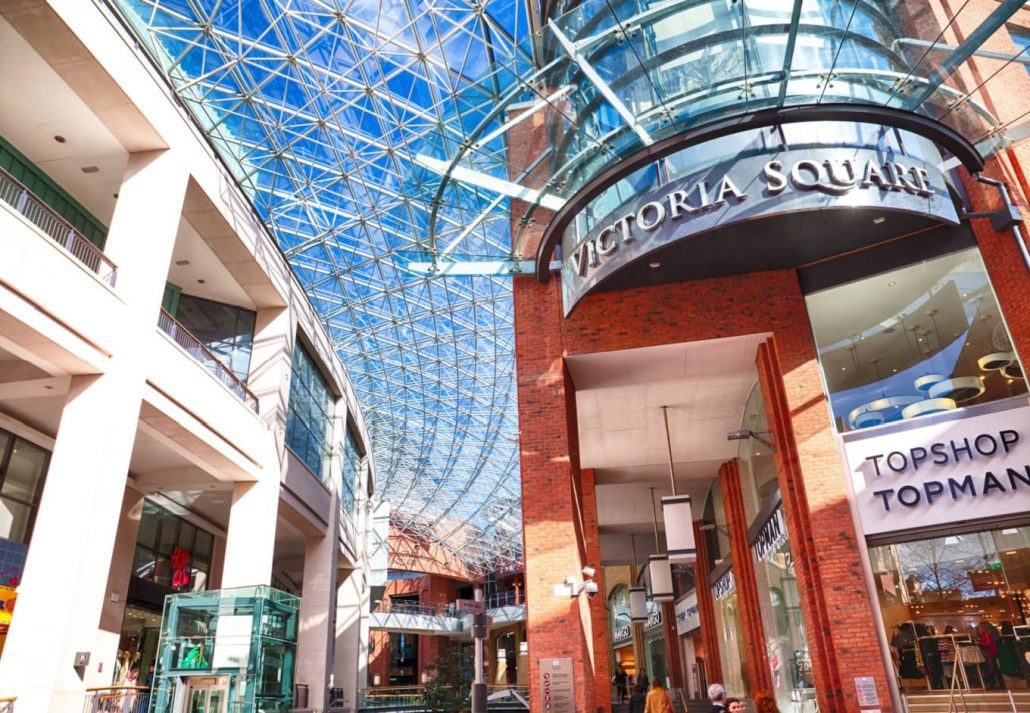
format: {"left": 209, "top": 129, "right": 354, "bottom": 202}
{"left": 659, "top": 406, "right": 696, "bottom": 562}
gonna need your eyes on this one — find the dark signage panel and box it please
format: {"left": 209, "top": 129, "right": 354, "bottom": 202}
{"left": 559, "top": 148, "right": 959, "bottom": 315}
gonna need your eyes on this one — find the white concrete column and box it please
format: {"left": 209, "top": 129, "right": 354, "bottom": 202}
{"left": 220, "top": 473, "right": 280, "bottom": 587}
{"left": 333, "top": 567, "right": 369, "bottom": 711}
{"left": 0, "top": 150, "right": 188, "bottom": 711}
{"left": 94, "top": 488, "right": 147, "bottom": 680}
{"left": 220, "top": 306, "right": 293, "bottom": 588}
{"left": 296, "top": 495, "right": 341, "bottom": 712}
{"left": 249, "top": 306, "right": 296, "bottom": 434}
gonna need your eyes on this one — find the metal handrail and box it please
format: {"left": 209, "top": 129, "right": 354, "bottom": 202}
{"left": 374, "top": 600, "right": 462, "bottom": 618}
{"left": 0, "top": 165, "right": 117, "bottom": 287}
{"left": 82, "top": 686, "right": 150, "bottom": 713}
{"left": 157, "top": 309, "right": 259, "bottom": 412}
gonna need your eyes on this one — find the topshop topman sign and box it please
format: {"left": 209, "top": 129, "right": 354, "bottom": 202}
{"left": 560, "top": 147, "right": 958, "bottom": 314}
{"left": 843, "top": 403, "right": 1030, "bottom": 536}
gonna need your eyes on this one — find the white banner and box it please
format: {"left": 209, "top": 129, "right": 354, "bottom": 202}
{"left": 843, "top": 404, "right": 1030, "bottom": 536}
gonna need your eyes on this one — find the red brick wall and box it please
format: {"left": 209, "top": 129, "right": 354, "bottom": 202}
{"left": 582, "top": 468, "right": 612, "bottom": 712}
{"left": 514, "top": 268, "right": 894, "bottom": 712}
{"left": 720, "top": 459, "right": 772, "bottom": 696}
{"left": 514, "top": 276, "right": 599, "bottom": 713}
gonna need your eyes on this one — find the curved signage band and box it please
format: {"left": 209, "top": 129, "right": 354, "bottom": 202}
{"left": 535, "top": 104, "right": 986, "bottom": 285}
{"left": 560, "top": 146, "right": 960, "bottom": 315}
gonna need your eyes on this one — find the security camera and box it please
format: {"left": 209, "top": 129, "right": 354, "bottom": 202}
{"left": 584, "top": 580, "right": 599, "bottom": 598}
{"left": 582, "top": 566, "right": 596, "bottom": 578}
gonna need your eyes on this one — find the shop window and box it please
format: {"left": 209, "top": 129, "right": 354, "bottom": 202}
{"left": 173, "top": 294, "right": 256, "bottom": 381}
{"left": 806, "top": 248, "right": 1027, "bottom": 433}
{"left": 0, "top": 432, "right": 50, "bottom": 546}
{"left": 870, "top": 525, "right": 1030, "bottom": 692}
{"left": 342, "top": 425, "right": 363, "bottom": 517}
{"left": 132, "top": 500, "right": 213, "bottom": 592}
{"left": 712, "top": 572, "right": 746, "bottom": 697}
{"left": 285, "top": 341, "right": 335, "bottom": 481}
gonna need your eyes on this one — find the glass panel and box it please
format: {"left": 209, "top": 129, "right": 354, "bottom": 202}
{"left": 0, "top": 496, "right": 31, "bottom": 542}
{"left": 1, "top": 439, "right": 47, "bottom": 502}
{"left": 137, "top": 501, "right": 160, "bottom": 550}
{"left": 736, "top": 383, "right": 777, "bottom": 523}
{"left": 753, "top": 509, "right": 814, "bottom": 711}
{"left": 175, "top": 295, "right": 256, "bottom": 382}
{"left": 207, "top": 688, "right": 224, "bottom": 713}
{"left": 286, "top": 343, "right": 335, "bottom": 481}
{"left": 713, "top": 586, "right": 746, "bottom": 697}
{"left": 870, "top": 525, "right": 1030, "bottom": 692}
{"left": 806, "top": 248, "right": 1028, "bottom": 433}
{"left": 189, "top": 689, "right": 207, "bottom": 713}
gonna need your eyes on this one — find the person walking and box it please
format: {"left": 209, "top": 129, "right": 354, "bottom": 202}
{"left": 628, "top": 684, "right": 648, "bottom": 713}
{"left": 707, "top": 683, "right": 727, "bottom": 713}
{"left": 614, "top": 665, "right": 629, "bottom": 703}
{"left": 636, "top": 667, "right": 650, "bottom": 690}
{"left": 644, "top": 679, "right": 673, "bottom": 713}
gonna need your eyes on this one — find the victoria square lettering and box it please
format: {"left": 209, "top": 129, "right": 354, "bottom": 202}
{"left": 863, "top": 428, "right": 1028, "bottom": 512}
{"left": 565, "top": 155, "right": 935, "bottom": 280}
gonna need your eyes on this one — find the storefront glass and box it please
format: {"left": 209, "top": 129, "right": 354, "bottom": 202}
{"left": 752, "top": 507, "right": 816, "bottom": 712}
{"left": 133, "top": 500, "right": 213, "bottom": 591}
{"left": 736, "top": 383, "right": 777, "bottom": 523}
{"left": 713, "top": 571, "right": 746, "bottom": 696}
{"left": 870, "top": 525, "right": 1030, "bottom": 691}
{"left": 116, "top": 605, "right": 162, "bottom": 686}
{"left": 806, "top": 248, "right": 1027, "bottom": 434}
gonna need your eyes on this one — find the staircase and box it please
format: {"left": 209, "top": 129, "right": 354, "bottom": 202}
{"left": 904, "top": 691, "right": 1030, "bottom": 713}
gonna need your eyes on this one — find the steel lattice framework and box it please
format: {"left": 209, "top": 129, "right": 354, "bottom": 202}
{"left": 109, "top": 0, "right": 534, "bottom": 577}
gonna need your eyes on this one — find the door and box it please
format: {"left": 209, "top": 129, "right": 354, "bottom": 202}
{"left": 182, "top": 676, "right": 229, "bottom": 713}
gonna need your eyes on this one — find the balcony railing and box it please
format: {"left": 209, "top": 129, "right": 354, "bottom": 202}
{"left": 0, "top": 166, "right": 117, "bottom": 287}
{"left": 81, "top": 687, "right": 149, "bottom": 713}
{"left": 158, "top": 309, "right": 259, "bottom": 413}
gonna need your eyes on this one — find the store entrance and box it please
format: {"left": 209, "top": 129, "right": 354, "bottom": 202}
{"left": 870, "top": 525, "right": 1030, "bottom": 694}
{"left": 181, "top": 676, "right": 229, "bottom": 713}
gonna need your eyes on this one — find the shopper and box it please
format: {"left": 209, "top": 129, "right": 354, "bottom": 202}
{"left": 754, "top": 690, "right": 780, "bottom": 713}
{"left": 628, "top": 684, "right": 647, "bottom": 713}
{"left": 636, "top": 666, "right": 650, "bottom": 690}
{"left": 614, "top": 665, "right": 629, "bottom": 702}
{"left": 707, "top": 683, "right": 727, "bottom": 713}
{"left": 644, "top": 679, "right": 674, "bottom": 713}
{"left": 977, "top": 620, "right": 1003, "bottom": 688}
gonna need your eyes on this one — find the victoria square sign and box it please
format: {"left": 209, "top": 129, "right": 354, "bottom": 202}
{"left": 559, "top": 147, "right": 958, "bottom": 314}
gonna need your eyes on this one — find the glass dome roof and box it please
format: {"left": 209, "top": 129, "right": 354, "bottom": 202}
{"left": 109, "top": 0, "right": 535, "bottom": 577}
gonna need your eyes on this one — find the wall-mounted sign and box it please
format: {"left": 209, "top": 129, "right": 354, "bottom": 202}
{"left": 713, "top": 570, "right": 735, "bottom": 602}
{"left": 645, "top": 607, "right": 663, "bottom": 632}
{"left": 675, "top": 592, "right": 699, "bottom": 635}
{"left": 843, "top": 403, "right": 1030, "bottom": 536}
{"left": 612, "top": 624, "right": 631, "bottom": 643}
{"left": 559, "top": 147, "right": 957, "bottom": 315}
{"left": 539, "top": 658, "right": 574, "bottom": 713}
{"left": 752, "top": 507, "right": 788, "bottom": 563}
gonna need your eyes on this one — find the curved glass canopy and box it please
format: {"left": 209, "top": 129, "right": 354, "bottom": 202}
{"left": 107, "top": 0, "right": 1029, "bottom": 577}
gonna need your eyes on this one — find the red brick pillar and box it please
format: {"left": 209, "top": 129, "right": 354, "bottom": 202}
{"left": 582, "top": 468, "right": 612, "bottom": 713}
{"left": 693, "top": 519, "right": 722, "bottom": 686}
{"left": 514, "top": 274, "right": 599, "bottom": 713}
{"left": 719, "top": 459, "right": 772, "bottom": 696}
{"left": 661, "top": 600, "right": 684, "bottom": 690}
{"left": 962, "top": 160, "right": 1030, "bottom": 361}
{"left": 756, "top": 337, "right": 893, "bottom": 712}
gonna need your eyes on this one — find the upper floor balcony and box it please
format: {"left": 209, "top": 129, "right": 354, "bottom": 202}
{"left": 0, "top": 165, "right": 116, "bottom": 287}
